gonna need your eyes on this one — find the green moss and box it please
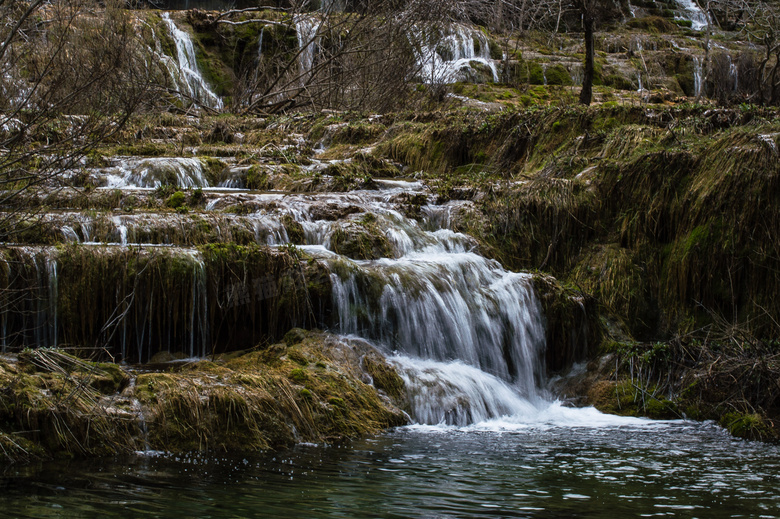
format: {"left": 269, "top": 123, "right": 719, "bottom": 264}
{"left": 284, "top": 328, "right": 308, "bottom": 346}
{"left": 330, "top": 219, "right": 393, "bottom": 260}
{"left": 246, "top": 165, "right": 270, "bottom": 190}
{"left": 627, "top": 16, "right": 677, "bottom": 33}
{"left": 545, "top": 65, "right": 573, "bottom": 86}
{"left": 166, "top": 191, "right": 186, "bottom": 209}
{"left": 282, "top": 214, "right": 305, "bottom": 244}
{"left": 720, "top": 412, "right": 773, "bottom": 441}
{"left": 289, "top": 368, "right": 308, "bottom": 383}
{"left": 363, "top": 354, "right": 405, "bottom": 401}
{"left": 201, "top": 157, "right": 227, "bottom": 184}
{"left": 328, "top": 397, "right": 346, "bottom": 408}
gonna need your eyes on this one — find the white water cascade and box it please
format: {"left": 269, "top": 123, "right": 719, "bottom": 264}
{"left": 693, "top": 56, "right": 703, "bottom": 97}
{"left": 295, "top": 15, "right": 321, "bottom": 82}
{"left": 161, "top": 13, "right": 223, "bottom": 110}
{"left": 728, "top": 54, "right": 738, "bottom": 93}
{"left": 8, "top": 176, "right": 572, "bottom": 427}
{"left": 412, "top": 24, "right": 499, "bottom": 84}
{"left": 264, "top": 183, "right": 550, "bottom": 425}
{"left": 675, "top": 0, "right": 708, "bottom": 30}
{"left": 103, "top": 157, "right": 210, "bottom": 189}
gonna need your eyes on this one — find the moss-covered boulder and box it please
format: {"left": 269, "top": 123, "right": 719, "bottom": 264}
{"left": 330, "top": 215, "right": 394, "bottom": 260}
{"left": 0, "top": 333, "right": 408, "bottom": 463}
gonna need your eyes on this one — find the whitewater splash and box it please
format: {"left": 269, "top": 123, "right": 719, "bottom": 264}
{"left": 675, "top": 0, "right": 708, "bottom": 30}
{"left": 390, "top": 354, "right": 670, "bottom": 429}
{"left": 102, "top": 157, "right": 210, "bottom": 189}
{"left": 412, "top": 24, "right": 499, "bottom": 84}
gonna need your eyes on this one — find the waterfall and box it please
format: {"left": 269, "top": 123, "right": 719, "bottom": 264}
{"left": 330, "top": 252, "right": 546, "bottom": 390}
{"left": 46, "top": 257, "right": 58, "bottom": 349}
{"left": 295, "top": 15, "right": 321, "bottom": 81}
{"left": 269, "top": 185, "right": 550, "bottom": 424}
{"left": 412, "top": 24, "right": 499, "bottom": 84}
{"left": 112, "top": 216, "right": 129, "bottom": 246}
{"left": 7, "top": 178, "right": 556, "bottom": 426}
{"left": 693, "top": 56, "right": 703, "bottom": 97}
{"left": 728, "top": 55, "right": 738, "bottom": 92}
{"left": 258, "top": 27, "right": 264, "bottom": 60}
{"left": 674, "top": 0, "right": 708, "bottom": 30}
{"left": 105, "top": 157, "right": 210, "bottom": 189}
{"left": 189, "top": 255, "right": 208, "bottom": 359}
{"left": 161, "top": 13, "right": 223, "bottom": 110}
{"left": 392, "top": 356, "right": 543, "bottom": 425}
{"left": 0, "top": 247, "right": 215, "bottom": 363}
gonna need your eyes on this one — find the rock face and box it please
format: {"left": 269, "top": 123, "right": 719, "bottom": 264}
{"left": 0, "top": 332, "right": 407, "bottom": 463}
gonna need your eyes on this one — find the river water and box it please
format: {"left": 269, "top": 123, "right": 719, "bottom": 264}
{"left": 3, "top": 414, "right": 779, "bottom": 518}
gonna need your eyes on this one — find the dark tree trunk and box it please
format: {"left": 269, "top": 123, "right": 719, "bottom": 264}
{"left": 579, "top": 11, "right": 595, "bottom": 105}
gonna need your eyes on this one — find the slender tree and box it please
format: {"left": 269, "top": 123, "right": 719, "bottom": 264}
{"left": 574, "top": 0, "right": 598, "bottom": 105}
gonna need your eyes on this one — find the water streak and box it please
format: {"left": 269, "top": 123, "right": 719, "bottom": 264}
{"left": 162, "top": 13, "right": 223, "bottom": 110}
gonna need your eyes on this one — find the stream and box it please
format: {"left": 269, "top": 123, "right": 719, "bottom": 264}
{"left": 2, "top": 417, "right": 779, "bottom": 518}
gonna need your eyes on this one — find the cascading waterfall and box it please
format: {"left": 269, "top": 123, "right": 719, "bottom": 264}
{"left": 251, "top": 185, "right": 550, "bottom": 426}
{"left": 8, "top": 177, "right": 556, "bottom": 425}
{"left": 412, "top": 24, "right": 499, "bottom": 84}
{"left": 295, "top": 15, "right": 321, "bottom": 82}
{"left": 104, "top": 157, "right": 210, "bottom": 189}
{"left": 675, "top": 0, "right": 708, "bottom": 30}
{"left": 693, "top": 56, "right": 703, "bottom": 97}
{"left": 329, "top": 251, "right": 546, "bottom": 391}
{"left": 161, "top": 13, "right": 223, "bottom": 110}
{"left": 729, "top": 54, "right": 738, "bottom": 92}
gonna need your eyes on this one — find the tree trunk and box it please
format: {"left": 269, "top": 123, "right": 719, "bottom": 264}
{"left": 579, "top": 11, "right": 595, "bottom": 105}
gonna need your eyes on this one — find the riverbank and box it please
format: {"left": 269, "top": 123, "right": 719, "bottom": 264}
{"left": 0, "top": 331, "right": 406, "bottom": 463}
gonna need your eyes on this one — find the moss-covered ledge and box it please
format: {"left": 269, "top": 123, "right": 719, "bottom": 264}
{"left": 551, "top": 337, "right": 780, "bottom": 442}
{"left": 0, "top": 331, "right": 408, "bottom": 464}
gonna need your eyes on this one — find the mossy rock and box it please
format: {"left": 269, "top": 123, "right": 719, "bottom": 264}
{"left": 89, "top": 363, "right": 130, "bottom": 395}
{"left": 545, "top": 65, "right": 573, "bottom": 86}
{"left": 331, "top": 122, "right": 386, "bottom": 145}
{"left": 719, "top": 412, "right": 774, "bottom": 441}
{"left": 603, "top": 73, "right": 636, "bottom": 91}
{"left": 363, "top": 353, "right": 405, "bottom": 402}
{"left": 330, "top": 219, "right": 394, "bottom": 260}
{"left": 246, "top": 164, "right": 271, "bottom": 190}
{"left": 166, "top": 191, "right": 186, "bottom": 209}
{"left": 627, "top": 15, "right": 678, "bottom": 33}
{"left": 282, "top": 214, "right": 305, "bottom": 244}
{"left": 284, "top": 327, "right": 308, "bottom": 347}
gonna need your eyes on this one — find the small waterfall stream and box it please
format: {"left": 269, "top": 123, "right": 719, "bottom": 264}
{"left": 412, "top": 24, "right": 499, "bottom": 84}
{"left": 693, "top": 56, "right": 703, "bottom": 97}
{"left": 161, "top": 13, "right": 223, "bottom": 110}
{"left": 294, "top": 15, "right": 321, "bottom": 82}
{"left": 675, "top": 0, "right": 708, "bottom": 30}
